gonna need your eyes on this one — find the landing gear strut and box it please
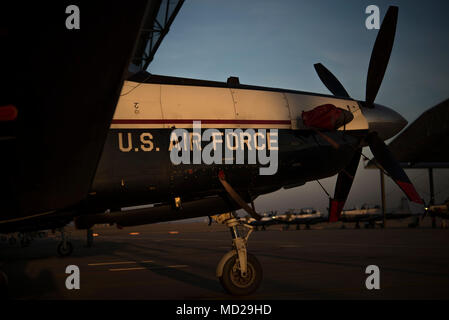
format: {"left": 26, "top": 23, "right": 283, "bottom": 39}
{"left": 57, "top": 228, "right": 73, "bottom": 257}
{"left": 213, "top": 212, "right": 262, "bottom": 296}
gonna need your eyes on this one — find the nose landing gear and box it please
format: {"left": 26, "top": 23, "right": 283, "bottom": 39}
{"left": 213, "top": 212, "right": 263, "bottom": 296}
{"left": 57, "top": 228, "right": 73, "bottom": 257}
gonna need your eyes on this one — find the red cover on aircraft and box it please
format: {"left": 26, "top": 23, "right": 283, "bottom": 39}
{"left": 329, "top": 199, "right": 345, "bottom": 222}
{"left": 0, "top": 105, "right": 18, "bottom": 121}
{"left": 302, "top": 104, "right": 344, "bottom": 130}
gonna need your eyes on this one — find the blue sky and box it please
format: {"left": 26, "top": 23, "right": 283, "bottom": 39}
{"left": 149, "top": 0, "right": 449, "bottom": 213}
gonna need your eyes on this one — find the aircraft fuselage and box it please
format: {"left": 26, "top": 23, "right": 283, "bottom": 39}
{"left": 86, "top": 78, "right": 370, "bottom": 214}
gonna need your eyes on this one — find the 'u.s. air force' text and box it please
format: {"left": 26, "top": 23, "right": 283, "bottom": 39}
{"left": 117, "top": 127, "right": 279, "bottom": 175}
{"left": 116, "top": 130, "right": 278, "bottom": 153}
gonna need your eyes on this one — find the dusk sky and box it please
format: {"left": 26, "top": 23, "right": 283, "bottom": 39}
{"left": 149, "top": 0, "right": 449, "bottom": 214}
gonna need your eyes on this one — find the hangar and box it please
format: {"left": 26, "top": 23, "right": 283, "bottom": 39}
{"left": 367, "top": 98, "right": 449, "bottom": 226}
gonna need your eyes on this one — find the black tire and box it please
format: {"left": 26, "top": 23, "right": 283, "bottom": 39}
{"left": 57, "top": 241, "right": 73, "bottom": 257}
{"left": 219, "top": 253, "right": 262, "bottom": 296}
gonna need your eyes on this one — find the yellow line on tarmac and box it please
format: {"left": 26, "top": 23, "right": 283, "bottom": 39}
{"left": 167, "top": 265, "right": 189, "bottom": 268}
{"left": 108, "top": 265, "right": 189, "bottom": 272}
{"left": 109, "top": 267, "right": 146, "bottom": 272}
{"left": 88, "top": 260, "right": 154, "bottom": 266}
{"left": 88, "top": 261, "right": 137, "bottom": 266}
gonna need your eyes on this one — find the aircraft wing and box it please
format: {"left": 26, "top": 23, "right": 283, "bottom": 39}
{"left": 0, "top": 1, "right": 182, "bottom": 223}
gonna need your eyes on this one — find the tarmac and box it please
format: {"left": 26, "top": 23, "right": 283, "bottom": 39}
{"left": 1, "top": 218, "right": 448, "bottom": 300}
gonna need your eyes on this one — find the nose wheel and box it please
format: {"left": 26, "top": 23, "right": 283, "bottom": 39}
{"left": 213, "top": 212, "right": 263, "bottom": 296}
{"left": 219, "top": 252, "right": 262, "bottom": 296}
{"left": 57, "top": 228, "right": 73, "bottom": 257}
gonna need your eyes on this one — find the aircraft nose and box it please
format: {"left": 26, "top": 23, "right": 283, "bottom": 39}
{"left": 361, "top": 103, "right": 408, "bottom": 141}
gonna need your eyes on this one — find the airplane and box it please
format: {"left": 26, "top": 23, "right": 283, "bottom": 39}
{"left": 239, "top": 212, "right": 279, "bottom": 231}
{"left": 340, "top": 198, "right": 417, "bottom": 228}
{"left": 423, "top": 199, "right": 449, "bottom": 227}
{"left": 238, "top": 208, "right": 324, "bottom": 231}
{"left": 1, "top": 6, "right": 424, "bottom": 296}
{"left": 340, "top": 205, "right": 382, "bottom": 228}
{"left": 426, "top": 201, "right": 449, "bottom": 219}
{"left": 272, "top": 208, "right": 326, "bottom": 230}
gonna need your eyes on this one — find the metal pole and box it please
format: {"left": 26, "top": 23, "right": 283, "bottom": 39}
{"left": 380, "top": 170, "right": 386, "bottom": 228}
{"left": 428, "top": 168, "right": 436, "bottom": 228}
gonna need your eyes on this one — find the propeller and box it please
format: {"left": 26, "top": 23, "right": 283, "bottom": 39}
{"left": 314, "top": 63, "right": 350, "bottom": 98}
{"left": 313, "top": 6, "right": 423, "bottom": 222}
{"left": 329, "top": 149, "right": 361, "bottom": 222}
{"left": 366, "top": 6, "right": 398, "bottom": 107}
{"left": 366, "top": 132, "right": 422, "bottom": 204}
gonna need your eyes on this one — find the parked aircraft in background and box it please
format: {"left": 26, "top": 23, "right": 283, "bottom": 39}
{"left": 424, "top": 199, "right": 449, "bottom": 228}
{"left": 239, "top": 208, "right": 325, "bottom": 230}
{"left": 273, "top": 208, "right": 326, "bottom": 230}
{"left": 340, "top": 198, "right": 419, "bottom": 228}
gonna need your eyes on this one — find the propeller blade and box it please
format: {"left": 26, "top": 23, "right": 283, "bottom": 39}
{"left": 366, "top": 6, "right": 399, "bottom": 106}
{"left": 329, "top": 149, "right": 362, "bottom": 222}
{"left": 367, "top": 133, "right": 423, "bottom": 204}
{"left": 314, "top": 63, "right": 351, "bottom": 98}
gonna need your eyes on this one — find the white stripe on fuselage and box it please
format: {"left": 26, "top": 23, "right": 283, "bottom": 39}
{"left": 110, "top": 81, "right": 369, "bottom": 130}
